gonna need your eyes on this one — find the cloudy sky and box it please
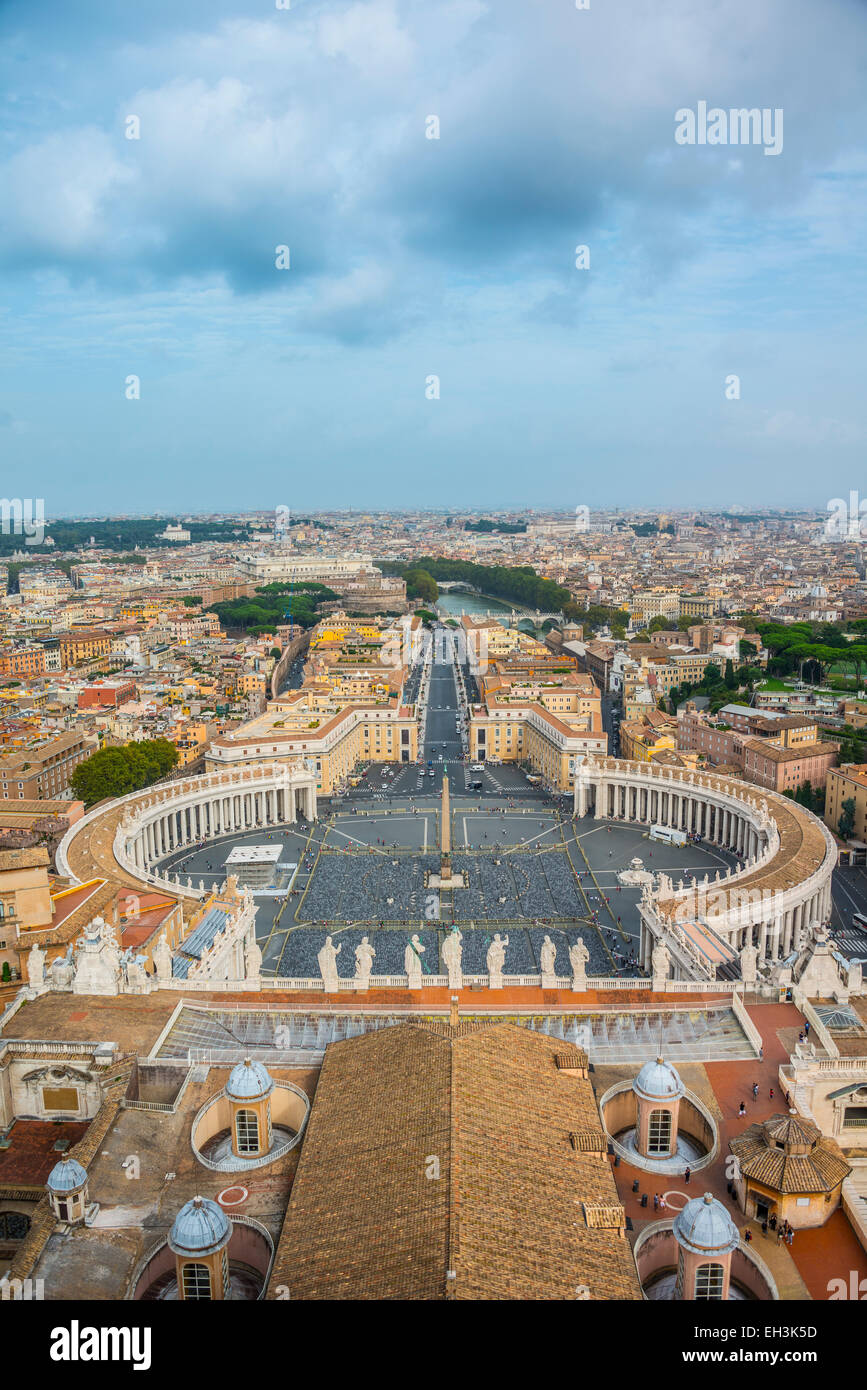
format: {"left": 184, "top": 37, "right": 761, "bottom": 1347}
{"left": 1, "top": 0, "right": 866, "bottom": 516}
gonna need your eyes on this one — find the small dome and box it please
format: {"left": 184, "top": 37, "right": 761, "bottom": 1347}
{"left": 226, "top": 1057, "right": 274, "bottom": 1102}
{"left": 169, "top": 1196, "right": 231, "bottom": 1257}
{"left": 673, "top": 1192, "right": 739, "bottom": 1256}
{"left": 46, "top": 1155, "right": 87, "bottom": 1193}
{"left": 761, "top": 1113, "right": 819, "bottom": 1154}
{"left": 633, "top": 1056, "right": 685, "bottom": 1101}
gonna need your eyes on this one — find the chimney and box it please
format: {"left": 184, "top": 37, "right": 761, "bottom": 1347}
{"left": 449, "top": 995, "right": 459, "bottom": 1027}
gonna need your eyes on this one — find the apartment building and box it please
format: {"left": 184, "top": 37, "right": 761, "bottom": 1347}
{"left": 0, "top": 847, "right": 53, "bottom": 979}
{"left": 741, "top": 737, "right": 838, "bottom": 796}
{"left": 677, "top": 704, "right": 837, "bottom": 794}
{"left": 631, "top": 589, "right": 680, "bottom": 623}
{"left": 678, "top": 594, "right": 716, "bottom": 619}
{"left": 77, "top": 678, "right": 137, "bottom": 710}
{"left": 825, "top": 764, "right": 867, "bottom": 844}
{"left": 0, "top": 731, "right": 95, "bottom": 800}
{"left": 468, "top": 672, "right": 607, "bottom": 790}
{"left": 0, "top": 647, "right": 48, "bottom": 678}
{"left": 204, "top": 687, "right": 418, "bottom": 794}
{"left": 57, "top": 629, "right": 113, "bottom": 666}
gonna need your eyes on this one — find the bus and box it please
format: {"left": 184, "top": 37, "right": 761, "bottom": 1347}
{"left": 649, "top": 825, "right": 687, "bottom": 847}
{"left": 852, "top": 912, "right": 867, "bottom": 933}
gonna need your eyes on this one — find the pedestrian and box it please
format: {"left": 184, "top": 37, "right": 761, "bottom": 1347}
{"left": 776, "top": 1224, "right": 784, "bottom": 1244}
{"left": 684, "top": 1166, "right": 691, "bottom": 1184}
{"left": 769, "top": 1213, "right": 777, "bottom": 1232}
{"left": 653, "top": 1193, "right": 659, "bottom": 1212}
{"left": 761, "top": 1219, "right": 768, "bottom": 1238}
{"left": 798, "top": 1031, "right": 804, "bottom": 1044}
{"left": 752, "top": 1082, "right": 759, "bottom": 1100}
{"left": 769, "top": 1087, "right": 774, "bottom": 1101}
{"left": 738, "top": 1102, "right": 746, "bottom": 1118}
{"left": 804, "top": 1021, "right": 810, "bottom": 1038}
{"left": 787, "top": 1228, "right": 794, "bottom": 1247}
{"left": 744, "top": 1228, "right": 752, "bottom": 1244}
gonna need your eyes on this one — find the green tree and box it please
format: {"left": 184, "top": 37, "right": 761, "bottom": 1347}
{"left": 71, "top": 738, "right": 178, "bottom": 808}
{"left": 838, "top": 796, "right": 857, "bottom": 841}
{"left": 403, "top": 568, "right": 439, "bottom": 604}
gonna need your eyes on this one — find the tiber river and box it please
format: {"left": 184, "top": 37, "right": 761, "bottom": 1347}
{"left": 435, "top": 589, "right": 541, "bottom": 630}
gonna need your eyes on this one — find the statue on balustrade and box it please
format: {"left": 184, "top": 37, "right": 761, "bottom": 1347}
{"left": 245, "top": 934, "right": 263, "bottom": 982}
{"left": 404, "top": 933, "right": 425, "bottom": 988}
{"left": 26, "top": 941, "right": 46, "bottom": 990}
{"left": 354, "top": 935, "right": 376, "bottom": 985}
{"left": 651, "top": 937, "right": 671, "bottom": 984}
{"left": 486, "top": 932, "right": 509, "bottom": 987}
{"left": 153, "top": 934, "right": 174, "bottom": 983}
{"left": 569, "top": 938, "right": 590, "bottom": 991}
{"left": 317, "top": 935, "right": 342, "bottom": 991}
{"left": 739, "top": 940, "right": 759, "bottom": 986}
{"left": 442, "top": 928, "right": 463, "bottom": 988}
{"left": 540, "top": 934, "right": 557, "bottom": 982}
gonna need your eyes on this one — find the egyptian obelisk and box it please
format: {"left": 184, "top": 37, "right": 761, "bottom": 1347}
{"left": 440, "top": 773, "right": 452, "bottom": 882}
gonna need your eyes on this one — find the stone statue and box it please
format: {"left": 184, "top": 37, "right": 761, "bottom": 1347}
{"left": 73, "top": 918, "right": 122, "bottom": 996}
{"left": 486, "top": 932, "right": 509, "bottom": 988}
{"left": 244, "top": 935, "right": 263, "bottom": 982}
{"left": 126, "top": 954, "right": 150, "bottom": 990}
{"left": 569, "top": 938, "right": 590, "bottom": 992}
{"left": 739, "top": 941, "right": 759, "bottom": 986}
{"left": 51, "top": 946, "right": 75, "bottom": 990}
{"left": 354, "top": 935, "right": 376, "bottom": 987}
{"left": 442, "top": 929, "right": 463, "bottom": 989}
{"left": 404, "top": 934, "right": 425, "bottom": 989}
{"left": 651, "top": 937, "right": 671, "bottom": 985}
{"left": 153, "top": 935, "right": 173, "bottom": 983}
{"left": 26, "top": 941, "right": 46, "bottom": 989}
{"left": 317, "top": 935, "right": 342, "bottom": 991}
{"left": 540, "top": 934, "right": 558, "bottom": 985}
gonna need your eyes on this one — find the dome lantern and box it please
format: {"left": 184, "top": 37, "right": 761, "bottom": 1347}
{"left": 673, "top": 1192, "right": 739, "bottom": 1301}
{"left": 169, "top": 1195, "right": 232, "bottom": 1301}
{"left": 633, "top": 1056, "right": 684, "bottom": 1160}
{"left": 46, "top": 1155, "right": 88, "bottom": 1225}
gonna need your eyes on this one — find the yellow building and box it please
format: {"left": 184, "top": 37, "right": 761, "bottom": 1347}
{"left": 0, "top": 847, "right": 53, "bottom": 977}
{"left": 825, "top": 763, "right": 867, "bottom": 843}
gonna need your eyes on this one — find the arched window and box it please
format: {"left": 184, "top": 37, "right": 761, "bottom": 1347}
{"left": 648, "top": 1108, "right": 672, "bottom": 1155}
{"left": 182, "top": 1262, "right": 212, "bottom": 1300}
{"left": 0, "top": 1211, "right": 30, "bottom": 1240}
{"left": 235, "top": 1109, "right": 260, "bottom": 1155}
{"left": 694, "top": 1262, "right": 725, "bottom": 1300}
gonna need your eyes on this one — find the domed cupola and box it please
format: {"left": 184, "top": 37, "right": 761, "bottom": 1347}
{"left": 673, "top": 1192, "right": 739, "bottom": 1301}
{"left": 632, "top": 1056, "right": 685, "bottom": 1161}
{"left": 226, "top": 1057, "right": 274, "bottom": 1103}
{"left": 169, "top": 1195, "right": 232, "bottom": 1300}
{"left": 169, "top": 1194, "right": 230, "bottom": 1258}
{"left": 674, "top": 1192, "right": 739, "bottom": 1257}
{"left": 634, "top": 1056, "right": 685, "bottom": 1102}
{"left": 225, "top": 1058, "right": 274, "bottom": 1159}
{"left": 46, "top": 1155, "right": 88, "bottom": 1224}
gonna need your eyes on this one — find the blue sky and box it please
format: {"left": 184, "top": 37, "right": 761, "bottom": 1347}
{"left": 1, "top": 0, "right": 866, "bottom": 516}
